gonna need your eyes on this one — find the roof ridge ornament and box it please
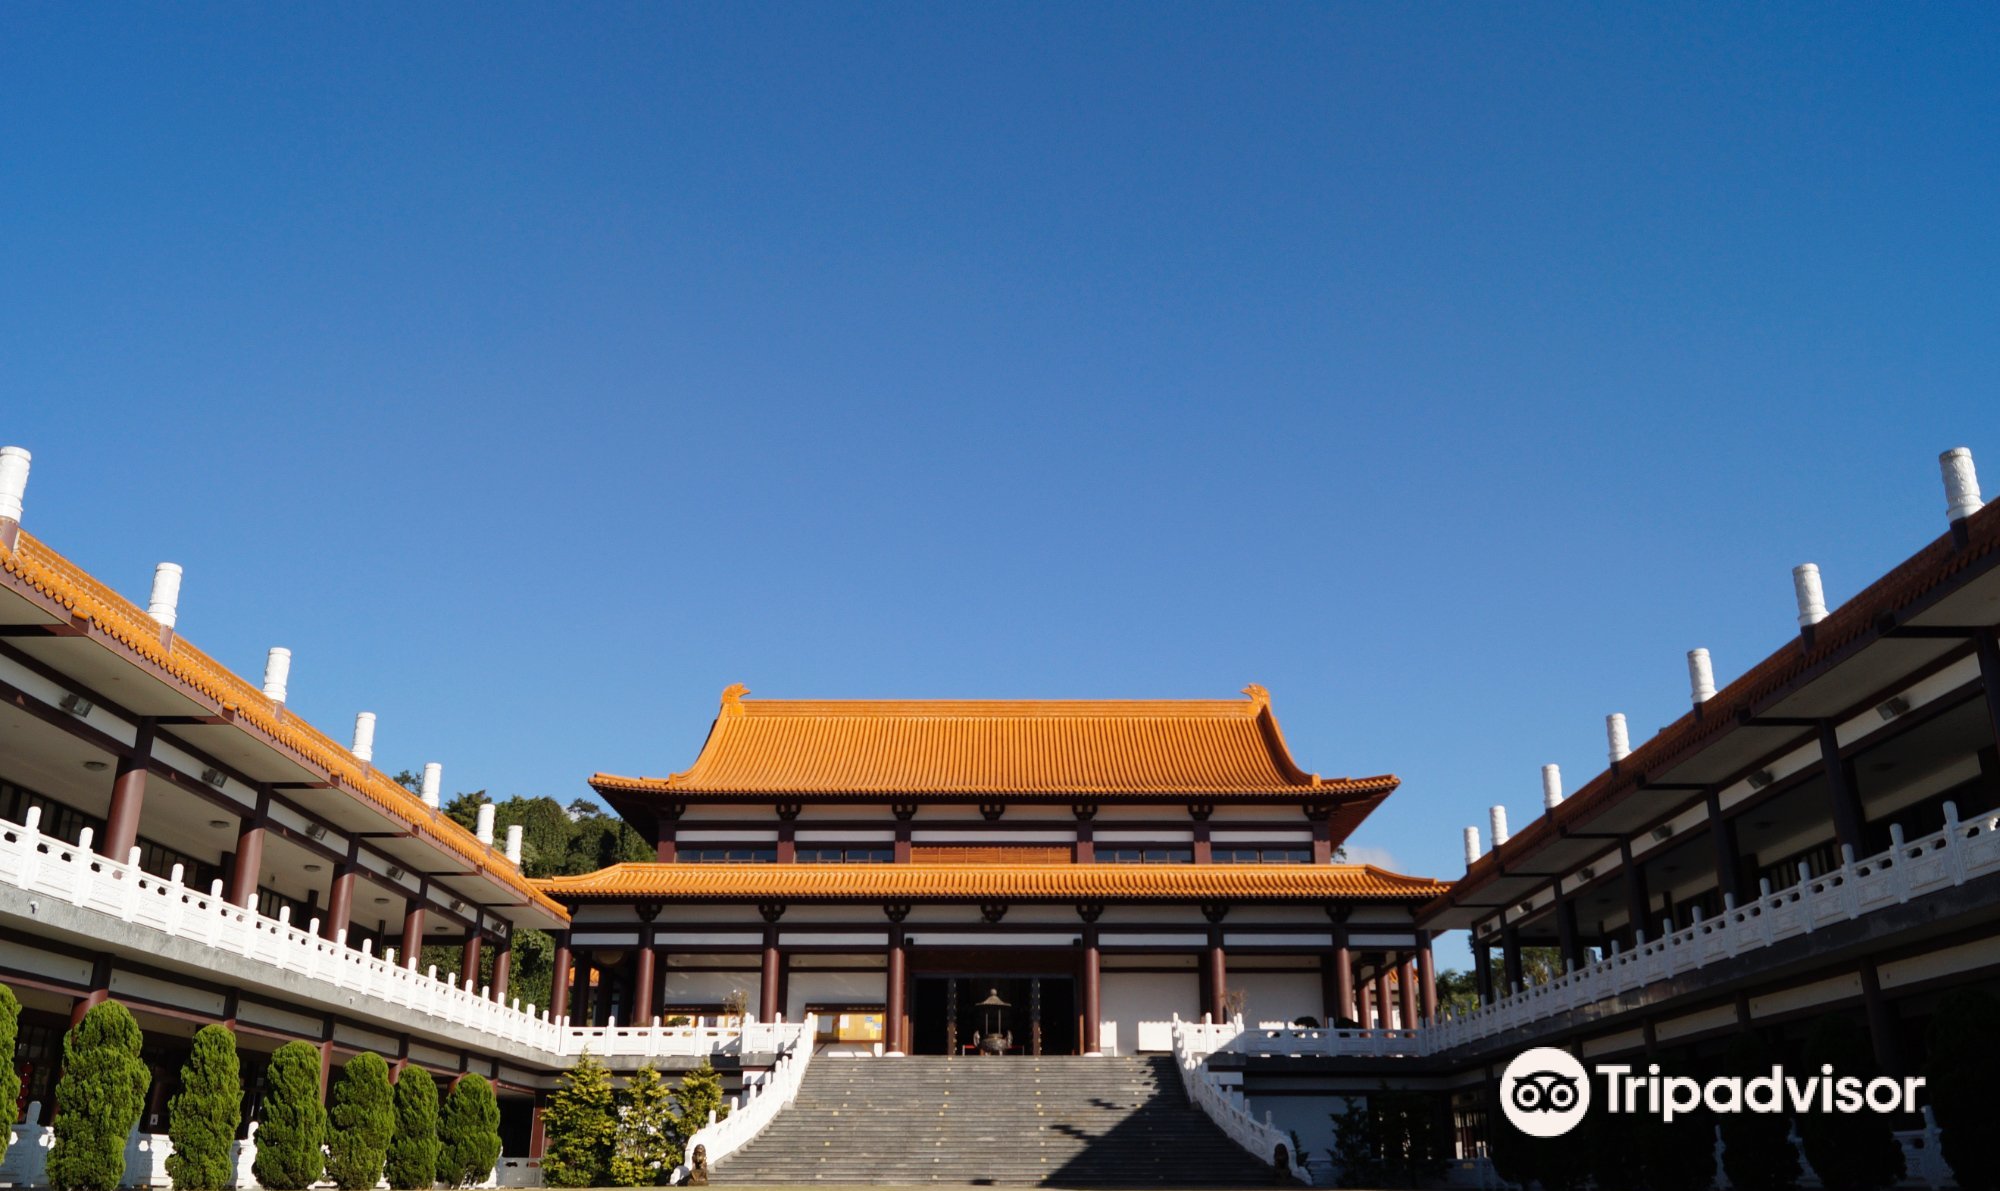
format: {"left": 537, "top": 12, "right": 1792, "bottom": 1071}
{"left": 721, "top": 683, "right": 750, "bottom": 716}
{"left": 1241, "top": 683, "right": 1271, "bottom": 705}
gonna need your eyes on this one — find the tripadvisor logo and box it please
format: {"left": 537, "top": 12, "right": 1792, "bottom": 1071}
{"left": 1499, "top": 1046, "right": 1925, "bottom": 1139}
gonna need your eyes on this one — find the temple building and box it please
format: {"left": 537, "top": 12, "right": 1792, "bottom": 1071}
{"left": 541, "top": 687, "right": 1451, "bottom": 1059}
{"left": 5, "top": 440, "right": 2000, "bottom": 1188}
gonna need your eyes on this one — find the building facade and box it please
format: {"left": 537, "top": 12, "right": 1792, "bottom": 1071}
{"left": 544, "top": 686, "right": 1450, "bottom": 1060}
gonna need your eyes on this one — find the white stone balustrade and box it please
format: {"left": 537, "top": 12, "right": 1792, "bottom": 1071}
{"left": 1176, "top": 803, "right": 2000, "bottom": 1062}
{"left": 669, "top": 1015, "right": 816, "bottom": 1184}
{"left": 0, "top": 808, "right": 813, "bottom": 1064}
{"left": 1170, "top": 1015, "right": 1307, "bottom": 1181}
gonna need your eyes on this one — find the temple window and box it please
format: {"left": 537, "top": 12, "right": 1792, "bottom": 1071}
{"left": 797, "top": 847, "right": 894, "bottom": 863}
{"left": 1212, "top": 847, "right": 1313, "bottom": 864}
{"left": 1094, "top": 846, "right": 1194, "bottom": 863}
{"left": 678, "top": 847, "right": 779, "bottom": 863}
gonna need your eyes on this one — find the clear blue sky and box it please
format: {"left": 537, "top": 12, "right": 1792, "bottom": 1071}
{"left": 5, "top": 5, "right": 1997, "bottom": 967}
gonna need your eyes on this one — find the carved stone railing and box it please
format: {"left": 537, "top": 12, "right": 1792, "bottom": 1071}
{"left": 0, "top": 807, "right": 813, "bottom": 1064}
{"left": 1171, "top": 804, "right": 2000, "bottom": 1062}
{"left": 1428, "top": 801, "right": 2000, "bottom": 1052}
{"left": 668, "top": 1014, "right": 816, "bottom": 1184}
{"left": 1170, "top": 1014, "right": 1307, "bottom": 1181}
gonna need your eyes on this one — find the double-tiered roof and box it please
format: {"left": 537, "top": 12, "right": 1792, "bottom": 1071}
{"left": 592, "top": 684, "right": 1399, "bottom": 841}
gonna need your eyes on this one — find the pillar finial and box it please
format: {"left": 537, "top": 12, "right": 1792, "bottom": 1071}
{"left": 1941, "top": 447, "right": 1983, "bottom": 523}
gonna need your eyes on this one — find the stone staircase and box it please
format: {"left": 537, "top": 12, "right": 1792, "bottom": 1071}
{"left": 715, "top": 1054, "right": 1279, "bottom": 1186}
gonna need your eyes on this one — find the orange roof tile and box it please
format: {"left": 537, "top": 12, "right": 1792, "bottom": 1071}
{"left": 0, "top": 532, "right": 567, "bottom": 921}
{"left": 594, "top": 685, "right": 1397, "bottom": 802}
{"left": 536, "top": 861, "right": 1450, "bottom": 902}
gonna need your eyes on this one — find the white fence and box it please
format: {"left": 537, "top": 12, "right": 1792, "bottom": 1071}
{"left": 0, "top": 808, "right": 814, "bottom": 1063}
{"left": 1185, "top": 803, "right": 2000, "bottom": 1061}
{"left": 1170, "top": 1015, "right": 1308, "bottom": 1181}
{"left": 669, "top": 1015, "right": 815, "bottom": 1184}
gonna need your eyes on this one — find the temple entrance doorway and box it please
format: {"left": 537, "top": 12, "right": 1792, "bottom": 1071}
{"left": 911, "top": 975, "right": 1078, "bottom": 1055}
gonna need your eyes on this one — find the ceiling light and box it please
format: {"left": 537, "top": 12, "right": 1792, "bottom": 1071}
{"left": 373, "top": 896, "right": 390, "bottom": 905}
{"left": 209, "top": 819, "right": 229, "bottom": 830}
{"left": 59, "top": 693, "right": 92, "bottom": 717}
{"left": 81, "top": 760, "right": 109, "bottom": 772}
{"left": 304, "top": 863, "right": 323, "bottom": 873}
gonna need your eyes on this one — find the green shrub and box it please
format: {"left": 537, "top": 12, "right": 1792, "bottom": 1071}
{"left": 46, "top": 1000, "right": 150, "bottom": 1191}
{"left": 610, "top": 1066, "right": 675, "bottom": 1186}
{"left": 328, "top": 1052, "right": 396, "bottom": 1190}
{"left": 542, "top": 1052, "right": 616, "bottom": 1187}
{"left": 437, "top": 1074, "right": 500, "bottom": 1188}
{"left": 0, "top": 983, "right": 20, "bottom": 1161}
{"left": 253, "top": 1041, "right": 328, "bottom": 1190}
{"left": 666, "top": 1059, "right": 728, "bottom": 1168}
{"left": 1718, "top": 1031, "right": 1801, "bottom": 1191}
{"left": 1924, "top": 989, "right": 2000, "bottom": 1191}
{"left": 385, "top": 1067, "right": 441, "bottom": 1191}
{"left": 165, "top": 1025, "right": 241, "bottom": 1191}
{"left": 1799, "top": 1014, "right": 1903, "bottom": 1191}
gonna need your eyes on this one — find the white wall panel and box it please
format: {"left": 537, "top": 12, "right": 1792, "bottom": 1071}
{"left": 1102, "top": 971, "right": 1199, "bottom": 1056}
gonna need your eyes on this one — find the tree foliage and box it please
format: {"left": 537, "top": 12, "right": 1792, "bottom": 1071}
{"left": 667, "top": 1061, "right": 729, "bottom": 1169}
{"left": 393, "top": 781, "right": 645, "bottom": 1014}
{"left": 1327, "top": 1087, "right": 1446, "bottom": 1189}
{"left": 385, "top": 1067, "right": 441, "bottom": 1191}
{"left": 1718, "top": 1031, "right": 1801, "bottom": 1191}
{"left": 166, "top": 1025, "right": 241, "bottom": 1191}
{"left": 47, "top": 1000, "right": 150, "bottom": 1191}
{"left": 0, "top": 983, "right": 20, "bottom": 1160}
{"left": 253, "top": 1041, "right": 328, "bottom": 1191}
{"left": 438, "top": 1074, "right": 501, "bottom": 1188}
{"left": 542, "top": 1052, "right": 617, "bottom": 1187}
{"left": 610, "top": 1066, "right": 676, "bottom": 1186}
{"left": 1924, "top": 989, "right": 2000, "bottom": 1191}
{"left": 328, "top": 1052, "right": 396, "bottom": 1190}
{"left": 1798, "top": 1014, "right": 1903, "bottom": 1191}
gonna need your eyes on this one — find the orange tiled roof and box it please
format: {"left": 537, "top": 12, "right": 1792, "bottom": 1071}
{"left": 0, "top": 532, "right": 567, "bottom": 921}
{"left": 593, "top": 685, "right": 1397, "bottom": 801}
{"left": 535, "top": 862, "right": 1450, "bottom": 902}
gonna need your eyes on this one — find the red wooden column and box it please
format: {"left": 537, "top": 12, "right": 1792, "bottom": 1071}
{"left": 631, "top": 931, "right": 655, "bottom": 1024}
{"left": 492, "top": 935, "right": 513, "bottom": 1003}
{"left": 550, "top": 933, "right": 573, "bottom": 1021}
{"left": 1081, "top": 926, "right": 1102, "bottom": 1055}
{"left": 1331, "top": 936, "right": 1354, "bottom": 1025}
{"left": 1417, "top": 935, "right": 1438, "bottom": 1023}
{"left": 759, "top": 931, "right": 782, "bottom": 1022}
{"left": 1397, "top": 958, "right": 1416, "bottom": 1030}
{"left": 1374, "top": 971, "right": 1392, "bottom": 1031}
{"left": 99, "top": 720, "right": 155, "bottom": 860}
{"left": 885, "top": 926, "right": 908, "bottom": 1055}
{"left": 71, "top": 958, "right": 112, "bottom": 1026}
{"left": 324, "top": 862, "right": 357, "bottom": 943}
{"left": 400, "top": 900, "right": 427, "bottom": 967}
{"left": 461, "top": 932, "right": 484, "bottom": 990}
{"left": 228, "top": 798, "right": 266, "bottom": 908}
{"left": 570, "top": 955, "right": 594, "bottom": 1027}
{"left": 1205, "top": 934, "right": 1227, "bottom": 1022}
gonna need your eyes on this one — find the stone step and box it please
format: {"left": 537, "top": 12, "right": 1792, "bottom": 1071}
{"left": 717, "top": 1055, "right": 1274, "bottom": 1187}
